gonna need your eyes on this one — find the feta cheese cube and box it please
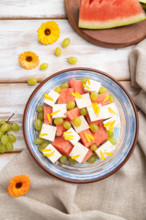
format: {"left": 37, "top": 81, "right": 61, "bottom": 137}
{"left": 52, "top": 104, "right": 67, "bottom": 118}
{"left": 84, "top": 79, "right": 101, "bottom": 93}
{"left": 63, "top": 128, "right": 80, "bottom": 145}
{"left": 42, "top": 144, "right": 62, "bottom": 163}
{"left": 95, "top": 141, "right": 115, "bottom": 160}
{"left": 72, "top": 116, "right": 89, "bottom": 133}
{"left": 87, "top": 104, "right": 102, "bottom": 122}
{"left": 39, "top": 124, "right": 56, "bottom": 142}
{"left": 44, "top": 90, "right": 60, "bottom": 107}
{"left": 69, "top": 142, "right": 89, "bottom": 163}
{"left": 75, "top": 93, "right": 92, "bottom": 109}
{"left": 103, "top": 116, "right": 120, "bottom": 130}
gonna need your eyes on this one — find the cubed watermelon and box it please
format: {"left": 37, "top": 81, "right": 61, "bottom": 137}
{"left": 58, "top": 88, "right": 75, "bottom": 104}
{"left": 82, "top": 149, "right": 93, "bottom": 164}
{"left": 92, "top": 123, "right": 108, "bottom": 146}
{"left": 79, "top": 129, "right": 95, "bottom": 147}
{"left": 86, "top": 114, "right": 103, "bottom": 126}
{"left": 52, "top": 137, "right": 73, "bottom": 156}
{"left": 92, "top": 94, "right": 110, "bottom": 106}
{"left": 56, "top": 119, "right": 69, "bottom": 136}
{"left": 69, "top": 78, "right": 84, "bottom": 94}
{"left": 66, "top": 107, "right": 81, "bottom": 121}
{"left": 44, "top": 105, "right": 53, "bottom": 125}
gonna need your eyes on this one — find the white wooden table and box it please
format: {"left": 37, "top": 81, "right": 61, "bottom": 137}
{"left": 0, "top": 0, "right": 139, "bottom": 171}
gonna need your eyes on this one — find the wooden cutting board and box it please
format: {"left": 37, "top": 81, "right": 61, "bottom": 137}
{"left": 64, "top": 0, "right": 146, "bottom": 48}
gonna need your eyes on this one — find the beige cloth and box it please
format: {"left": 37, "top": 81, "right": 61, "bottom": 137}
{"left": 0, "top": 41, "right": 146, "bottom": 220}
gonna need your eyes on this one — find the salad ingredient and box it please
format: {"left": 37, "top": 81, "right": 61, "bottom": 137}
{"left": 90, "top": 123, "right": 99, "bottom": 132}
{"left": 87, "top": 154, "right": 98, "bottom": 164}
{"left": 80, "top": 107, "right": 88, "bottom": 116}
{"left": 108, "top": 137, "right": 117, "bottom": 145}
{"left": 18, "top": 51, "right": 39, "bottom": 69}
{"left": 67, "top": 101, "right": 75, "bottom": 110}
{"left": 63, "top": 121, "right": 71, "bottom": 129}
{"left": 106, "top": 130, "right": 114, "bottom": 138}
{"left": 58, "top": 88, "right": 75, "bottom": 104}
{"left": 62, "top": 38, "right": 70, "bottom": 47}
{"left": 54, "top": 87, "right": 61, "bottom": 94}
{"left": 34, "top": 138, "right": 44, "bottom": 145}
{"left": 91, "top": 91, "right": 98, "bottom": 101}
{"left": 109, "top": 94, "right": 115, "bottom": 103}
{"left": 37, "top": 21, "right": 60, "bottom": 45}
{"left": 60, "top": 82, "right": 69, "bottom": 89}
{"left": 59, "top": 155, "right": 68, "bottom": 164}
{"left": 95, "top": 141, "right": 114, "bottom": 160}
{"left": 44, "top": 90, "right": 60, "bottom": 107}
{"left": 68, "top": 57, "right": 78, "bottom": 64}
{"left": 55, "top": 47, "right": 62, "bottom": 56}
{"left": 52, "top": 136, "right": 73, "bottom": 156}
{"left": 81, "top": 78, "right": 87, "bottom": 85}
{"left": 54, "top": 118, "right": 64, "bottom": 125}
{"left": 90, "top": 144, "right": 98, "bottom": 152}
{"left": 34, "top": 119, "right": 42, "bottom": 131}
{"left": 68, "top": 158, "right": 77, "bottom": 165}
{"left": 69, "top": 78, "right": 85, "bottom": 94}
{"left": 39, "top": 142, "right": 48, "bottom": 152}
{"left": 40, "top": 63, "right": 48, "bottom": 70}
{"left": 73, "top": 117, "right": 81, "bottom": 127}
{"left": 37, "top": 105, "right": 43, "bottom": 113}
{"left": 79, "top": 129, "right": 95, "bottom": 148}
{"left": 99, "top": 87, "right": 107, "bottom": 94}
{"left": 37, "top": 112, "right": 44, "bottom": 120}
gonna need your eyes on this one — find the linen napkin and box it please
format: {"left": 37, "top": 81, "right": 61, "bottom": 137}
{"left": 0, "top": 40, "right": 146, "bottom": 220}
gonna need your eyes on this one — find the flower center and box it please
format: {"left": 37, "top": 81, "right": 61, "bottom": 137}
{"left": 26, "top": 56, "right": 32, "bottom": 62}
{"left": 15, "top": 182, "right": 22, "bottom": 189}
{"left": 44, "top": 29, "right": 51, "bottom": 36}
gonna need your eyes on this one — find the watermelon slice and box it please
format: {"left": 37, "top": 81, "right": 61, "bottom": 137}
{"left": 79, "top": 0, "right": 146, "bottom": 29}
{"left": 44, "top": 105, "right": 53, "bottom": 125}
{"left": 56, "top": 119, "right": 69, "bottom": 136}
{"left": 58, "top": 88, "right": 75, "bottom": 104}
{"left": 92, "top": 94, "right": 110, "bottom": 106}
{"left": 82, "top": 149, "right": 93, "bottom": 164}
{"left": 69, "top": 78, "right": 85, "bottom": 94}
{"left": 79, "top": 129, "right": 95, "bottom": 147}
{"left": 52, "top": 137, "right": 73, "bottom": 156}
{"left": 92, "top": 122, "right": 108, "bottom": 146}
{"left": 66, "top": 107, "right": 81, "bottom": 121}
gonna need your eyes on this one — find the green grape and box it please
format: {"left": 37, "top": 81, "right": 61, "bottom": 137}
{"left": 54, "top": 118, "right": 64, "bottom": 125}
{"left": 54, "top": 87, "right": 61, "bottom": 94}
{"left": 55, "top": 47, "right": 62, "bottom": 56}
{"left": 62, "top": 38, "right": 70, "bottom": 48}
{"left": 106, "top": 130, "right": 114, "bottom": 138}
{"left": 99, "top": 87, "right": 107, "bottom": 94}
{"left": 67, "top": 101, "right": 75, "bottom": 110}
{"left": 59, "top": 155, "right": 68, "bottom": 164}
{"left": 60, "top": 82, "right": 69, "bottom": 89}
{"left": 68, "top": 57, "right": 78, "bottom": 64}
{"left": 63, "top": 121, "right": 71, "bottom": 130}
{"left": 39, "top": 142, "right": 49, "bottom": 152}
{"left": 7, "top": 124, "right": 12, "bottom": 132}
{"left": 1, "top": 135, "right": 9, "bottom": 145}
{"left": 40, "top": 63, "right": 48, "bottom": 70}
{"left": 108, "top": 137, "right": 117, "bottom": 145}
{"left": 90, "top": 123, "right": 99, "bottom": 133}
{"left": 91, "top": 91, "right": 98, "bottom": 101}
{"left": 80, "top": 108, "right": 88, "bottom": 116}
{"left": 0, "top": 120, "right": 6, "bottom": 125}
{"left": 90, "top": 144, "right": 97, "bottom": 152}
{"left": 36, "top": 105, "right": 43, "bottom": 113}
{"left": 6, "top": 142, "right": 13, "bottom": 151}
{"left": 0, "top": 144, "right": 6, "bottom": 153}
{"left": 8, "top": 134, "right": 16, "bottom": 143}
{"left": 37, "top": 112, "right": 44, "bottom": 120}
{"left": 73, "top": 117, "right": 81, "bottom": 127}
{"left": 34, "top": 138, "right": 44, "bottom": 145}
{"left": 87, "top": 154, "right": 98, "bottom": 164}
{"left": 27, "top": 78, "right": 37, "bottom": 86}
{"left": 81, "top": 78, "right": 87, "bottom": 85}
{"left": 69, "top": 158, "right": 77, "bottom": 165}
{"left": 11, "top": 123, "right": 19, "bottom": 131}
{"left": 0, "top": 123, "right": 10, "bottom": 132}
{"left": 0, "top": 130, "right": 3, "bottom": 138}
{"left": 34, "top": 119, "right": 42, "bottom": 131}
{"left": 109, "top": 94, "right": 114, "bottom": 103}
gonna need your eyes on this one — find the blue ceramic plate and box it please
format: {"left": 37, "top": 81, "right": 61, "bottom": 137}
{"left": 23, "top": 68, "right": 138, "bottom": 183}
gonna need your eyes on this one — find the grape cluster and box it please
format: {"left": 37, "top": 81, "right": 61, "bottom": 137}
{"left": 0, "top": 114, "right": 19, "bottom": 153}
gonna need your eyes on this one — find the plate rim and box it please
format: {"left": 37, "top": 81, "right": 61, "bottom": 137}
{"left": 23, "top": 67, "right": 139, "bottom": 183}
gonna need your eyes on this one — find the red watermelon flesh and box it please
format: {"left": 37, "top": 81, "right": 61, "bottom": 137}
{"left": 92, "top": 122, "right": 108, "bottom": 146}
{"left": 52, "top": 137, "right": 73, "bottom": 156}
{"left": 56, "top": 119, "right": 69, "bottom": 136}
{"left": 69, "top": 78, "right": 85, "bottom": 94}
{"left": 79, "top": 0, "right": 146, "bottom": 29}
{"left": 79, "top": 129, "right": 95, "bottom": 147}
{"left": 86, "top": 114, "right": 103, "bottom": 125}
{"left": 66, "top": 107, "right": 81, "bottom": 121}
{"left": 82, "top": 149, "right": 93, "bottom": 164}
{"left": 92, "top": 94, "right": 110, "bottom": 106}
{"left": 58, "top": 88, "right": 75, "bottom": 104}
{"left": 44, "top": 106, "right": 53, "bottom": 125}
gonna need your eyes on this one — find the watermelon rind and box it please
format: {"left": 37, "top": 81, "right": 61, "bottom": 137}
{"left": 139, "top": 0, "right": 146, "bottom": 4}
{"left": 79, "top": 13, "right": 146, "bottom": 29}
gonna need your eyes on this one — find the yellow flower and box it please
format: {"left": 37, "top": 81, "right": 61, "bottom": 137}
{"left": 8, "top": 175, "right": 30, "bottom": 197}
{"left": 37, "top": 21, "right": 60, "bottom": 45}
{"left": 18, "top": 51, "right": 39, "bottom": 70}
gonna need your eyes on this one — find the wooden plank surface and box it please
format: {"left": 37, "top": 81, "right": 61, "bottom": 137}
{"left": 0, "top": 0, "right": 65, "bottom": 19}
{"left": 0, "top": 20, "right": 133, "bottom": 82}
{"left": 0, "top": 82, "right": 139, "bottom": 152}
